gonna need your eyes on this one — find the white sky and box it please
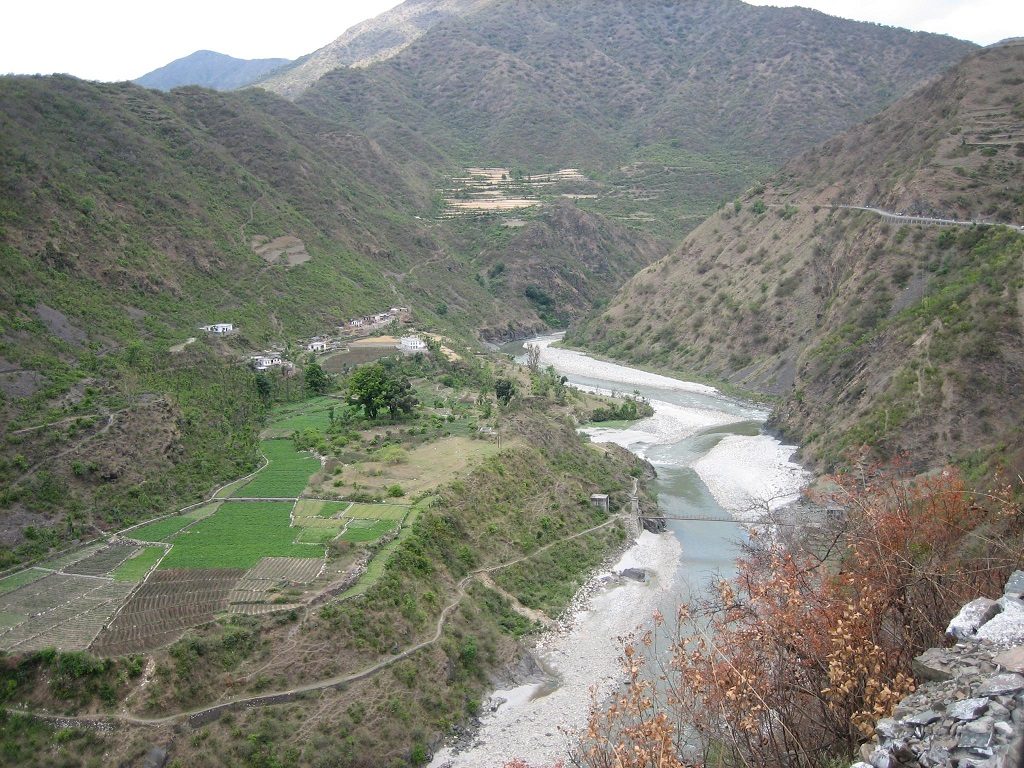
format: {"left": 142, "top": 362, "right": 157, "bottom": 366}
{"left": 1, "top": 0, "right": 1020, "bottom": 83}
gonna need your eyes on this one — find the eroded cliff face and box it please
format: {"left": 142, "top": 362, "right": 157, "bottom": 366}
{"left": 573, "top": 43, "right": 1024, "bottom": 473}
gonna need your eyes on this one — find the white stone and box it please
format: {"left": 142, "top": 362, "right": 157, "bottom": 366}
{"left": 975, "top": 596, "right": 1024, "bottom": 647}
{"left": 947, "top": 598, "right": 1002, "bottom": 640}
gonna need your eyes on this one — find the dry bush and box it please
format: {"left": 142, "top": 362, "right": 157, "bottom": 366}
{"left": 575, "top": 466, "right": 1022, "bottom": 768}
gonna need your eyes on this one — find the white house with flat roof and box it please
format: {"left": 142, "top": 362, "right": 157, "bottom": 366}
{"left": 307, "top": 340, "right": 328, "bottom": 352}
{"left": 201, "top": 323, "right": 234, "bottom": 334}
{"left": 399, "top": 336, "right": 428, "bottom": 352}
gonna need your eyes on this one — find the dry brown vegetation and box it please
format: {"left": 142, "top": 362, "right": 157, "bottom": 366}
{"left": 574, "top": 467, "right": 1023, "bottom": 768}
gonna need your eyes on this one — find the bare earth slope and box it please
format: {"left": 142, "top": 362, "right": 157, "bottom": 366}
{"left": 573, "top": 43, "right": 1024, "bottom": 473}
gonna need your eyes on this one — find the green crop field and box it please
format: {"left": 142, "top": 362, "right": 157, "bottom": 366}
{"left": 262, "top": 397, "right": 356, "bottom": 437}
{"left": 0, "top": 568, "right": 46, "bottom": 595}
{"left": 159, "top": 502, "right": 323, "bottom": 569}
{"left": 293, "top": 499, "right": 350, "bottom": 519}
{"left": 338, "top": 519, "right": 398, "bottom": 543}
{"left": 112, "top": 547, "right": 165, "bottom": 582}
{"left": 295, "top": 527, "right": 341, "bottom": 544}
{"left": 128, "top": 515, "right": 197, "bottom": 543}
{"left": 233, "top": 440, "right": 320, "bottom": 498}
{"left": 345, "top": 504, "right": 408, "bottom": 521}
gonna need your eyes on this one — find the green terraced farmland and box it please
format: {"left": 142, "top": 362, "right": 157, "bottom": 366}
{"left": 112, "top": 547, "right": 166, "bottom": 582}
{"left": 262, "top": 397, "right": 340, "bottom": 436}
{"left": 295, "top": 527, "right": 342, "bottom": 544}
{"left": 338, "top": 519, "right": 398, "bottom": 543}
{"left": 128, "top": 515, "right": 197, "bottom": 543}
{"left": 159, "top": 502, "right": 323, "bottom": 570}
{"left": 0, "top": 568, "right": 46, "bottom": 595}
{"left": 293, "top": 499, "right": 350, "bottom": 519}
{"left": 233, "top": 440, "right": 320, "bottom": 498}
{"left": 345, "top": 504, "right": 408, "bottom": 521}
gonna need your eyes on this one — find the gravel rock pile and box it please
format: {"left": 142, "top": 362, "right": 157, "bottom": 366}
{"left": 851, "top": 571, "right": 1024, "bottom": 768}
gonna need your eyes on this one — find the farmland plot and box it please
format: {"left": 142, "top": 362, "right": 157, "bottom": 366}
{"left": 232, "top": 440, "right": 320, "bottom": 498}
{"left": 63, "top": 543, "right": 139, "bottom": 576}
{"left": 90, "top": 568, "right": 243, "bottom": 656}
{"left": 227, "top": 557, "right": 323, "bottom": 615}
{"left": 159, "top": 502, "right": 323, "bottom": 570}
{"left": 0, "top": 573, "right": 134, "bottom": 652}
{"left": 338, "top": 519, "right": 398, "bottom": 543}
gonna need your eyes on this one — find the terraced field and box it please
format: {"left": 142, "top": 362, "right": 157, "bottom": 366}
{"left": 159, "top": 502, "right": 322, "bottom": 570}
{"left": 112, "top": 547, "right": 166, "bottom": 582}
{"left": 338, "top": 519, "right": 399, "bottom": 543}
{"left": 90, "top": 569, "right": 244, "bottom": 656}
{"left": 0, "top": 572, "right": 135, "bottom": 652}
{"left": 0, "top": 433, "right": 424, "bottom": 655}
{"left": 232, "top": 440, "right": 320, "bottom": 498}
{"left": 260, "top": 397, "right": 345, "bottom": 438}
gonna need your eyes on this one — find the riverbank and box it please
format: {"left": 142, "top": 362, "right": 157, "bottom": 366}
{"left": 431, "top": 530, "right": 682, "bottom": 767}
{"left": 432, "top": 336, "right": 812, "bottom": 766}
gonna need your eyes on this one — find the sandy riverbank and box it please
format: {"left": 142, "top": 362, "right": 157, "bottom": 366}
{"left": 430, "top": 531, "right": 682, "bottom": 768}
{"left": 691, "top": 434, "right": 808, "bottom": 519}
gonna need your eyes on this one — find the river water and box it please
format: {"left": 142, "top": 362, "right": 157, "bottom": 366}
{"left": 430, "top": 335, "right": 807, "bottom": 767}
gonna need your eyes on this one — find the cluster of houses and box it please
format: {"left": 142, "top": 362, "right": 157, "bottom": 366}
{"left": 343, "top": 306, "right": 411, "bottom": 332}
{"left": 216, "top": 306, "right": 428, "bottom": 373}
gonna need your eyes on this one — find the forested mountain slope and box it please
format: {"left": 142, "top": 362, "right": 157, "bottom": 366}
{"left": 295, "top": 0, "right": 975, "bottom": 234}
{"left": 572, "top": 42, "right": 1024, "bottom": 473}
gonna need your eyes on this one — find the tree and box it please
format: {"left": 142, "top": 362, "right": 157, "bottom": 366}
{"left": 525, "top": 343, "right": 541, "bottom": 373}
{"left": 495, "top": 378, "right": 516, "bottom": 406}
{"left": 304, "top": 362, "right": 333, "bottom": 395}
{"left": 254, "top": 372, "right": 272, "bottom": 405}
{"left": 347, "top": 363, "right": 418, "bottom": 420}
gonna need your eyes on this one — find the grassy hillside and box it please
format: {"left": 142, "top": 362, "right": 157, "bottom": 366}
{"left": 573, "top": 42, "right": 1024, "bottom": 473}
{"left": 0, "top": 74, "right": 656, "bottom": 565}
{"left": 296, "top": 0, "right": 974, "bottom": 236}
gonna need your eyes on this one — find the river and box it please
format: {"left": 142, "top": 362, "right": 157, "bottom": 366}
{"left": 430, "top": 335, "right": 807, "bottom": 767}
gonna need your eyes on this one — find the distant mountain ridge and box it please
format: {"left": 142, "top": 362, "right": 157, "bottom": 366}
{"left": 572, "top": 42, "right": 1024, "bottom": 474}
{"left": 258, "top": 0, "right": 492, "bottom": 98}
{"left": 294, "top": 0, "right": 976, "bottom": 235}
{"left": 134, "top": 50, "right": 291, "bottom": 91}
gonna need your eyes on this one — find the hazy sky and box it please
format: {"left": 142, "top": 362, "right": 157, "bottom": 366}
{"left": 1, "top": 0, "right": 1020, "bottom": 83}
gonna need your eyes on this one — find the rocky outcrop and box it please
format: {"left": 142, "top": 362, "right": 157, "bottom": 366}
{"left": 852, "top": 572, "right": 1024, "bottom": 768}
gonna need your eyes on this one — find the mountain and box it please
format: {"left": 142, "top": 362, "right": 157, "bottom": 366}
{"left": 571, "top": 42, "right": 1024, "bottom": 473}
{"left": 259, "top": 0, "right": 491, "bottom": 99}
{"left": 134, "top": 50, "right": 291, "bottom": 91}
{"left": 290, "top": 0, "right": 976, "bottom": 237}
{"left": 0, "top": 73, "right": 655, "bottom": 561}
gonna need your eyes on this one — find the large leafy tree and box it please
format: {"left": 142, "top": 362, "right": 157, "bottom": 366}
{"left": 348, "top": 363, "right": 418, "bottom": 419}
{"left": 304, "top": 361, "right": 333, "bottom": 395}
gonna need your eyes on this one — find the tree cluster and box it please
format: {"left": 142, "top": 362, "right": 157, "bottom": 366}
{"left": 347, "top": 362, "right": 419, "bottom": 420}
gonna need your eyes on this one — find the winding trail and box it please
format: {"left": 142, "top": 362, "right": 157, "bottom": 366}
{"left": 7, "top": 517, "right": 618, "bottom": 730}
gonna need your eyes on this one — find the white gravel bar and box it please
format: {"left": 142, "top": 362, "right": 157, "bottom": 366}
{"left": 691, "top": 434, "right": 808, "bottom": 519}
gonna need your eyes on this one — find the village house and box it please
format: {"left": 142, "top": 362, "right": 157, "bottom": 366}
{"left": 251, "top": 354, "right": 285, "bottom": 371}
{"left": 307, "top": 340, "right": 329, "bottom": 352}
{"left": 200, "top": 323, "right": 234, "bottom": 334}
{"left": 399, "top": 335, "right": 428, "bottom": 352}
